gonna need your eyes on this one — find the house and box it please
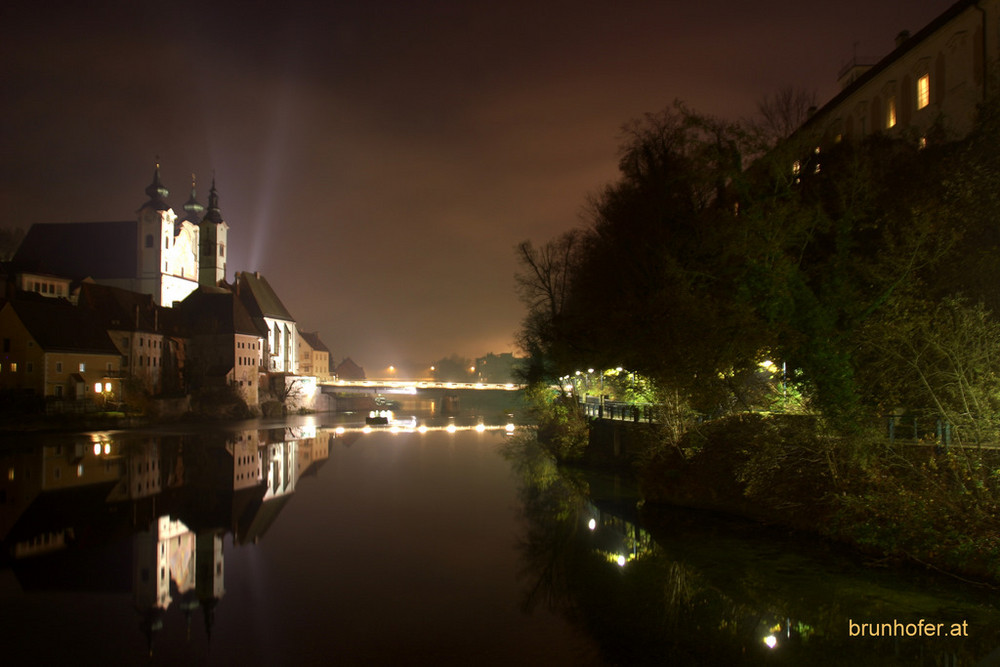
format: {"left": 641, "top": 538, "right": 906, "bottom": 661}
{"left": 76, "top": 282, "right": 182, "bottom": 396}
{"left": 335, "top": 357, "right": 366, "bottom": 381}
{"left": 799, "top": 0, "right": 1000, "bottom": 150}
{"left": 0, "top": 295, "right": 122, "bottom": 402}
{"left": 234, "top": 272, "right": 298, "bottom": 374}
{"left": 297, "top": 331, "right": 332, "bottom": 380}
{"left": 12, "top": 165, "right": 231, "bottom": 307}
{"left": 174, "top": 286, "right": 264, "bottom": 407}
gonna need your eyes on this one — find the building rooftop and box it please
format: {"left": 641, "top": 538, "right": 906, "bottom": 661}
{"left": 12, "top": 221, "right": 137, "bottom": 280}
{"left": 6, "top": 295, "right": 120, "bottom": 355}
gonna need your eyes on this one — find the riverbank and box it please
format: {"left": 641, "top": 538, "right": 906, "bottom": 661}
{"left": 537, "top": 402, "right": 1000, "bottom": 587}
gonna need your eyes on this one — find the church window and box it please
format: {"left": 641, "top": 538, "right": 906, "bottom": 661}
{"left": 145, "top": 234, "right": 153, "bottom": 248}
{"left": 917, "top": 74, "right": 930, "bottom": 109}
{"left": 886, "top": 97, "right": 897, "bottom": 128}
{"left": 220, "top": 244, "right": 225, "bottom": 258}
{"left": 164, "top": 236, "right": 169, "bottom": 250}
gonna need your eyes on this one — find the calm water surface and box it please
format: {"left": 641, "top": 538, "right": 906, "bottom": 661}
{"left": 1, "top": 412, "right": 999, "bottom": 665}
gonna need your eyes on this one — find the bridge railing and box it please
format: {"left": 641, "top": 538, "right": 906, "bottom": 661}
{"left": 580, "top": 398, "right": 657, "bottom": 423}
{"left": 323, "top": 380, "right": 525, "bottom": 391}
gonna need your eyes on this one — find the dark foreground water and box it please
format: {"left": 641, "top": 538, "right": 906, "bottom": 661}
{"left": 1, "top": 412, "right": 999, "bottom": 666}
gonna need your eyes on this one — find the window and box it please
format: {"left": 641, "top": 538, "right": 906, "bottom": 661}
{"left": 164, "top": 236, "right": 169, "bottom": 250}
{"left": 10, "top": 363, "right": 17, "bottom": 372}
{"left": 2, "top": 338, "right": 9, "bottom": 352}
{"left": 220, "top": 243, "right": 225, "bottom": 257}
{"left": 26, "top": 362, "right": 33, "bottom": 373}
{"left": 79, "top": 363, "right": 86, "bottom": 372}
{"left": 886, "top": 97, "right": 897, "bottom": 128}
{"left": 55, "top": 385, "right": 63, "bottom": 397}
{"left": 56, "top": 361, "right": 63, "bottom": 373}
{"left": 917, "top": 74, "right": 930, "bottom": 109}
{"left": 145, "top": 234, "right": 154, "bottom": 248}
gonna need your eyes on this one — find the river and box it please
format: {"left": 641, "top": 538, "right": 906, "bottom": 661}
{"left": 1, "top": 411, "right": 998, "bottom": 665}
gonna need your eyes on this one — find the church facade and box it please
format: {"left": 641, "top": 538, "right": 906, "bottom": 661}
{"left": 13, "top": 164, "right": 230, "bottom": 307}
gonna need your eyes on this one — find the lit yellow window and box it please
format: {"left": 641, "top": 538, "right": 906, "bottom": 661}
{"left": 917, "top": 74, "right": 930, "bottom": 109}
{"left": 887, "top": 97, "right": 897, "bottom": 128}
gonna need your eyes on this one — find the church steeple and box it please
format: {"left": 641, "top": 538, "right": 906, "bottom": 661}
{"left": 204, "top": 177, "right": 223, "bottom": 224}
{"left": 143, "top": 160, "right": 170, "bottom": 211}
{"left": 181, "top": 174, "right": 205, "bottom": 224}
{"left": 198, "top": 175, "right": 229, "bottom": 288}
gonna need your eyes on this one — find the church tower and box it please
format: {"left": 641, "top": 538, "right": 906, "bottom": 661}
{"left": 137, "top": 163, "right": 178, "bottom": 304}
{"left": 199, "top": 179, "right": 229, "bottom": 288}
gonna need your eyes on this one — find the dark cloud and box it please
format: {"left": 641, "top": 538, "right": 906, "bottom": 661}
{"left": 0, "top": 0, "right": 952, "bottom": 371}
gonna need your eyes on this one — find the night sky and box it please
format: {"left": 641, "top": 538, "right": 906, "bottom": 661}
{"left": 0, "top": 0, "right": 951, "bottom": 374}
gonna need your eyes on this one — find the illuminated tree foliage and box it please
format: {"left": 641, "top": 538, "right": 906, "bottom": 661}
{"left": 516, "top": 98, "right": 1000, "bottom": 434}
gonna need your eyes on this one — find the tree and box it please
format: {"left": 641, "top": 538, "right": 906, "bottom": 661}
{"left": 0, "top": 226, "right": 25, "bottom": 261}
{"left": 513, "top": 229, "right": 583, "bottom": 382}
{"left": 431, "top": 354, "right": 474, "bottom": 382}
{"left": 752, "top": 85, "right": 817, "bottom": 146}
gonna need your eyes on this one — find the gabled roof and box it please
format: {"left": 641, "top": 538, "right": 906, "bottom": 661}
{"left": 76, "top": 282, "right": 161, "bottom": 332}
{"left": 175, "top": 286, "right": 262, "bottom": 338}
{"left": 235, "top": 272, "right": 294, "bottom": 322}
{"left": 299, "top": 331, "right": 329, "bottom": 353}
{"left": 335, "top": 357, "right": 366, "bottom": 380}
{"left": 12, "top": 222, "right": 137, "bottom": 280}
{"left": 5, "top": 296, "right": 119, "bottom": 355}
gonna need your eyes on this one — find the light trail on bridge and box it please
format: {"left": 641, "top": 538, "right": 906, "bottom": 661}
{"left": 332, "top": 421, "right": 518, "bottom": 436}
{"left": 324, "top": 380, "right": 524, "bottom": 392}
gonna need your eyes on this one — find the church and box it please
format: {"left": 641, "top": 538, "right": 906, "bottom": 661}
{"left": 13, "top": 164, "right": 230, "bottom": 306}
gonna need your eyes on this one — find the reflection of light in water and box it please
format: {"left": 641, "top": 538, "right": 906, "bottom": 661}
{"left": 764, "top": 635, "right": 777, "bottom": 649}
{"left": 446, "top": 424, "right": 458, "bottom": 433}
{"left": 475, "top": 423, "right": 486, "bottom": 432}
{"left": 505, "top": 423, "right": 515, "bottom": 433}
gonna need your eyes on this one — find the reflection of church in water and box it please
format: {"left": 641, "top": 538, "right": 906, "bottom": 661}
{"left": 0, "top": 424, "right": 331, "bottom": 653}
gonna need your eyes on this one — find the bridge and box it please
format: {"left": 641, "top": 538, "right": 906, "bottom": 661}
{"left": 320, "top": 379, "right": 524, "bottom": 392}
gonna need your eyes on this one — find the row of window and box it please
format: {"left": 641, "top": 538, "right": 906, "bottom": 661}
{"left": 143, "top": 233, "right": 225, "bottom": 259}
{"left": 886, "top": 73, "right": 930, "bottom": 129}
{"left": 28, "top": 280, "right": 67, "bottom": 297}
{"left": 124, "top": 336, "right": 163, "bottom": 350}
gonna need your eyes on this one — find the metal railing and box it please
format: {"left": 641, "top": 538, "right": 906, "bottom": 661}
{"left": 580, "top": 397, "right": 657, "bottom": 423}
